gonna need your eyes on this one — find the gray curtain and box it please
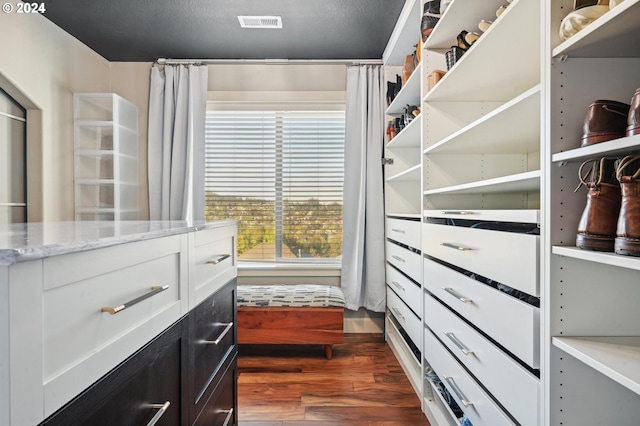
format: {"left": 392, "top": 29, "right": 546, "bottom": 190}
{"left": 148, "top": 64, "right": 208, "bottom": 221}
{"left": 340, "top": 65, "right": 386, "bottom": 312}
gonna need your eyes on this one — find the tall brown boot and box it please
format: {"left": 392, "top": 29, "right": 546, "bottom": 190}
{"left": 576, "top": 157, "right": 621, "bottom": 251}
{"left": 615, "top": 155, "right": 640, "bottom": 256}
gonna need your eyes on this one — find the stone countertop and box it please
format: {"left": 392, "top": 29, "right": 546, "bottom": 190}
{"left": 0, "top": 220, "right": 236, "bottom": 265}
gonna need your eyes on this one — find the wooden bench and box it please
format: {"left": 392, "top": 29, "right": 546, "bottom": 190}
{"left": 236, "top": 284, "right": 345, "bottom": 359}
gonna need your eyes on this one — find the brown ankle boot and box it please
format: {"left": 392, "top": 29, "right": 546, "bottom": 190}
{"left": 581, "top": 100, "right": 631, "bottom": 147}
{"left": 615, "top": 155, "right": 640, "bottom": 256}
{"left": 576, "top": 158, "right": 621, "bottom": 251}
{"left": 627, "top": 88, "right": 640, "bottom": 137}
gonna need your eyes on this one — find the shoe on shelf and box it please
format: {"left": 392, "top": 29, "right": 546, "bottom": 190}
{"left": 559, "top": 4, "right": 610, "bottom": 41}
{"left": 581, "top": 99, "right": 630, "bottom": 147}
{"left": 478, "top": 20, "right": 492, "bottom": 32}
{"left": 421, "top": 0, "right": 441, "bottom": 42}
{"left": 626, "top": 88, "right": 640, "bottom": 137}
{"left": 615, "top": 156, "right": 640, "bottom": 256}
{"left": 575, "top": 157, "right": 621, "bottom": 252}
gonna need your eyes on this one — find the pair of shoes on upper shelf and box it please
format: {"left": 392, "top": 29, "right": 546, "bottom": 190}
{"left": 475, "top": 0, "right": 513, "bottom": 37}
{"left": 581, "top": 88, "right": 640, "bottom": 147}
{"left": 559, "top": 0, "right": 623, "bottom": 41}
{"left": 576, "top": 155, "right": 640, "bottom": 256}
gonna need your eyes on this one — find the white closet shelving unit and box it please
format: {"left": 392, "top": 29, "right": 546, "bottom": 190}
{"left": 545, "top": 0, "right": 640, "bottom": 424}
{"left": 73, "top": 93, "right": 139, "bottom": 221}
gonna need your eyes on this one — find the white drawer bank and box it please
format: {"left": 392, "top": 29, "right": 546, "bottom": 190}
{"left": 0, "top": 220, "right": 236, "bottom": 426}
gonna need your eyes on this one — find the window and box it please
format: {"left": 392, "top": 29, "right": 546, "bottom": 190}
{"left": 205, "top": 109, "right": 345, "bottom": 263}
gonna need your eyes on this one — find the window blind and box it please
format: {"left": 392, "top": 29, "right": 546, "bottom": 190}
{"left": 205, "top": 110, "right": 345, "bottom": 262}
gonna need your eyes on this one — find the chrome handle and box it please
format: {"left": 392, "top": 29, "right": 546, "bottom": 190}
{"left": 206, "top": 254, "right": 231, "bottom": 265}
{"left": 391, "top": 307, "right": 405, "bottom": 322}
{"left": 390, "top": 280, "right": 405, "bottom": 292}
{"left": 391, "top": 255, "right": 405, "bottom": 262}
{"left": 440, "top": 242, "right": 474, "bottom": 251}
{"left": 221, "top": 408, "right": 234, "bottom": 426}
{"left": 442, "top": 211, "right": 475, "bottom": 215}
{"left": 443, "top": 376, "right": 473, "bottom": 407}
{"left": 202, "top": 322, "right": 234, "bottom": 345}
{"left": 443, "top": 287, "right": 472, "bottom": 303}
{"left": 444, "top": 331, "right": 474, "bottom": 355}
{"left": 391, "top": 228, "right": 406, "bottom": 233}
{"left": 101, "top": 285, "right": 169, "bottom": 315}
{"left": 146, "top": 401, "right": 170, "bottom": 426}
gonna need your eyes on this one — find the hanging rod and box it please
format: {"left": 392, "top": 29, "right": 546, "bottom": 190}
{"left": 155, "top": 58, "right": 383, "bottom": 66}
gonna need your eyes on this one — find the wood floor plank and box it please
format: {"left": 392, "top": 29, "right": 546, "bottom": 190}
{"left": 237, "top": 334, "right": 430, "bottom": 425}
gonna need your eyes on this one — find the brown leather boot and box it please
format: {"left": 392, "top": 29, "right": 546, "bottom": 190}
{"left": 615, "top": 156, "right": 640, "bottom": 256}
{"left": 627, "top": 88, "right": 640, "bottom": 137}
{"left": 576, "top": 158, "right": 621, "bottom": 251}
{"left": 581, "top": 100, "right": 631, "bottom": 147}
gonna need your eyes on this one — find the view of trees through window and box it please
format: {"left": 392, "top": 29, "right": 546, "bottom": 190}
{"left": 205, "top": 110, "right": 345, "bottom": 262}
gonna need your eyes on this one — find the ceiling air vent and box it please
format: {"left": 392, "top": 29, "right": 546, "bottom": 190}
{"left": 238, "top": 15, "right": 283, "bottom": 29}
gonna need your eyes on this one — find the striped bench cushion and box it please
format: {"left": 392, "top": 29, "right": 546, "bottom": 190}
{"left": 237, "top": 284, "right": 346, "bottom": 308}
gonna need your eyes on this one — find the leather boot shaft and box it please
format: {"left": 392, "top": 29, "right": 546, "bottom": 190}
{"left": 615, "top": 155, "right": 640, "bottom": 256}
{"left": 581, "top": 100, "right": 631, "bottom": 147}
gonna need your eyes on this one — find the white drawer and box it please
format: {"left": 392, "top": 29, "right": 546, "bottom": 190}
{"left": 386, "top": 263, "right": 421, "bottom": 316}
{"left": 192, "top": 225, "right": 236, "bottom": 306}
{"left": 387, "top": 287, "right": 421, "bottom": 350}
{"left": 386, "top": 240, "right": 421, "bottom": 283}
{"left": 386, "top": 217, "right": 421, "bottom": 250}
{"left": 425, "top": 295, "right": 539, "bottom": 426}
{"left": 423, "top": 257, "right": 539, "bottom": 368}
{"left": 424, "top": 327, "right": 517, "bottom": 426}
{"left": 42, "top": 235, "right": 186, "bottom": 415}
{"left": 422, "top": 223, "right": 539, "bottom": 296}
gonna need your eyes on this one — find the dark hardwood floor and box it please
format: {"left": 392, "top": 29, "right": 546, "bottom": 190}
{"left": 237, "top": 333, "right": 430, "bottom": 426}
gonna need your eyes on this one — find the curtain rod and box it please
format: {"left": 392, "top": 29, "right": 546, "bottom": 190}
{"left": 155, "top": 58, "right": 383, "bottom": 66}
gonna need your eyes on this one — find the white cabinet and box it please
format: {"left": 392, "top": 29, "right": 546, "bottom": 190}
{"left": 74, "top": 93, "right": 139, "bottom": 221}
{"left": 546, "top": 1, "right": 640, "bottom": 424}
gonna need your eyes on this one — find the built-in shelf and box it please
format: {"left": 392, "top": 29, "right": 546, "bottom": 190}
{"left": 382, "top": 0, "right": 420, "bottom": 66}
{"left": 387, "top": 212, "right": 422, "bottom": 220}
{"left": 424, "top": 85, "right": 541, "bottom": 155}
{"left": 387, "top": 114, "right": 422, "bottom": 149}
{"left": 552, "top": 336, "right": 640, "bottom": 395}
{"left": 423, "top": 0, "right": 539, "bottom": 102}
{"left": 552, "top": 0, "right": 640, "bottom": 58}
{"left": 387, "top": 63, "right": 422, "bottom": 115}
{"left": 424, "top": 170, "right": 540, "bottom": 196}
{"left": 424, "top": 208, "right": 540, "bottom": 224}
{"left": 552, "top": 246, "right": 640, "bottom": 272}
{"left": 552, "top": 134, "right": 640, "bottom": 163}
{"left": 387, "top": 164, "right": 421, "bottom": 183}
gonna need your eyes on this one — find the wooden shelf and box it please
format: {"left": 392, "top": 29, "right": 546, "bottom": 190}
{"left": 387, "top": 63, "right": 422, "bottom": 115}
{"left": 552, "top": 246, "right": 640, "bottom": 272}
{"left": 552, "top": 0, "right": 640, "bottom": 58}
{"left": 387, "top": 114, "right": 422, "bottom": 149}
{"left": 387, "top": 164, "right": 421, "bottom": 183}
{"left": 424, "top": 170, "right": 540, "bottom": 196}
{"left": 553, "top": 336, "right": 640, "bottom": 396}
{"left": 552, "top": 134, "right": 640, "bottom": 164}
{"left": 383, "top": 0, "right": 421, "bottom": 66}
{"left": 425, "top": 85, "right": 541, "bottom": 155}
{"left": 423, "top": 0, "right": 540, "bottom": 102}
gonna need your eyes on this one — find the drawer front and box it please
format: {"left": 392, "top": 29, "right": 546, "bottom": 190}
{"left": 425, "top": 295, "right": 539, "bottom": 426}
{"left": 193, "top": 354, "right": 237, "bottom": 426}
{"left": 424, "top": 328, "right": 517, "bottom": 426}
{"left": 190, "top": 278, "right": 236, "bottom": 415}
{"left": 43, "top": 237, "right": 185, "bottom": 415}
{"left": 386, "top": 240, "right": 421, "bottom": 283}
{"left": 422, "top": 223, "right": 539, "bottom": 296}
{"left": 423, "top": 257, "right": 539, "bottom": 368}
{"left": 387, "top": 287, "right": 421, "bottom": 349}
{"left": 192, "top": 226, "right": 236, "bottom": 306}
{"left": 386, "top": 263, "right": 422, "bottom": 316}
{"left": 386, "top": 217, "right": 421, "bottom": 250}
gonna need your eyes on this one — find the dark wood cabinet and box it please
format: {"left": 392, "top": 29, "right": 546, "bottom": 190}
{"left": 192, "top": 354, "right": 238, "bottom": 426}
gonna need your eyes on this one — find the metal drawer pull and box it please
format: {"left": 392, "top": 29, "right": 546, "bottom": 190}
{"left": 391, "top": 228, "right": 406, "bottom": 233}
{"left": 391, "top": 307, "right": 405, "bottom": 322}
{"left": 101, "top": 285, "right": 169, "bottom": 315}
{"left": 391, "top": 280, "right": 405, "bottom": 292}
{"left": 202, "top": 322, "right": 234, "bottom": 345}
{"left": 444, "top": 376, "right": 474, "bottom": 407}
{"left": 443, "top": 287, "right": 472, "bottom": 303}
{"left": 444, "top": 332, "right": 474, "bottom": 355}
{"left": 146, "top": 401, "right": 170, "bottom": 426}
{"left": 221, "top": 408, "right": 234, "bottom": 426}
{"left": 206, "top": 254, "right": 231, "bottom": 265}
{"left": 391, "top": 255, "right": 405, "bottom": 262}
{"left": 440, "top": 242, "right": 474, "bottom": 251}
{"left": 442, "top": 211, "right": 475, "bottom": 215}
